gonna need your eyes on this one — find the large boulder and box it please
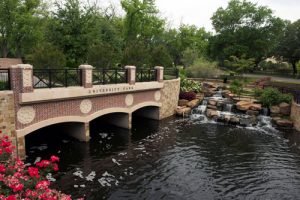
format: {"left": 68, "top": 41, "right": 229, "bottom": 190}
{"left": 250, "top": 104, "right": 262, "bottom": 111}
{"left": 246, "top": 110, "right": 260, "bottom": 116}
{"left": 279, "top": 102, "right": 291, "bottom": 116}
{"left": 187, "top": 99, "right": 200, "bottom": 108}
{"left": 196, "top": 94, "right": 204, "bottom": 102}
{"left": 208, "top": 99, "right": 217, "bottom": 106}
{"left": 176, "top": 106, "right": 191, "bottom": 117}
{"left": 206, "top": 109, "right": 219, "bottom": 118}
{"left": 236, "top": 101, "right": 252, "bottom": 111}
{"left": 207, "top": 105, "right": 218, "bottom": 110}
{"left": 270, "top": 105, "right": 280, "bottom": 114}
{"left": 178, "top": 99, "right": 189, "bottom": 107}
{"left": 230, "top": 116, "right": 240, "bottom": 124}
{"left": 275, "top": 119, "right": 293, "bottom": 127}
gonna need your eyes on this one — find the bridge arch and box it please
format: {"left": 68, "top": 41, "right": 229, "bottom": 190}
{"left": 16, "top": 101, "right": 162, "bottom": 138}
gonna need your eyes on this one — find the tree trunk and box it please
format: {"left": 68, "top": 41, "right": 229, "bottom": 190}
{"left": 292, "top": 61, "right": 297, "bottom": 75}
{"left": 1, "top": 41, "right": 8, "bottom": 58}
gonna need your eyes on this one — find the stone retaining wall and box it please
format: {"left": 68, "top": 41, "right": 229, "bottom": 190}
{"left": 291, "top": 101, "right": 300, "bottom": 131}
{"left": 0, "top": 91, "right": 16, "bottom": 146}
{"left": 159, "top": 78, "right": 180, "bottom": 119}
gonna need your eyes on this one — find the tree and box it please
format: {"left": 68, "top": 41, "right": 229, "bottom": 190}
{"left": 150, "top": 44, "right": 173, "bottom": 68}
{"left": 224, "top": 55, "right": 255, "bottom": 73}
{"left": 275, "top": 20, "right": 300, "bottom": 75}
{"left": 209, "top": 0, "right": 284, "bottom": 68}
{"left": 47, "top": 0, "right": 97, "bottom": 67}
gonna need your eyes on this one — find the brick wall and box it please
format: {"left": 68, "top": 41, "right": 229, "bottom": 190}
{"left": 0, "top": 58, "right": 22, "bottom": 68}
{"left": 0, "top": 91, "right": 16, "bottom": 145}
{"left": 291, "top": 101, "right": 300, "bottom": 131}
{"left": 160, "top": 78, "right": 180, "bottom": 119}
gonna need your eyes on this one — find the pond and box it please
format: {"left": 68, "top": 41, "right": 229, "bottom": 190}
{"left": 26, "top": 115, "right": 300, "bottom": 200}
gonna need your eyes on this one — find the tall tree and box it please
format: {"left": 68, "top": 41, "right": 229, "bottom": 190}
{"left": 275, "top": 20, "right": 300, "bottom": 75}
{"left": 209, "top": 0, "right": 284, "bottom": 68}
{"left": 47, "top": 0, "right": 96, "bottom": 67}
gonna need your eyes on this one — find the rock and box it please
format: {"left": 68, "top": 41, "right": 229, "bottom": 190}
{"left": 208, "top": 99, "right": 217, "bottom": 106}
{"left": 176, "top": 106, "right": 191, "bottom": 117}
{"left": 270, "top": 106, "right": 280, "bottom": 114}
{"left": 207, "top": 105, "right": 218, "bottom": 110}
{"left": 230, "top": 116, "right": 240, "bottom": 124}
{"left": 240, "top": 116, "right": 256, "bottom": 126}
{"left": 203, "top": 90, "right": 214, "bottom": 97}
{"left": 196, "top": 94, "right": 204, "bottom": 102}
{"left": 250, "top": 104, "right": 262, "bottom": 111}
{"left": 246, "top": 110, "right": 260, "bottom": 116}
{"left": 279, "top": 102, "right": 291, "bottom": 116}
{"left": 178, "top": 99, "right": 189, "bottom": 107}
{"left": 224, "top": 115, "right": 231, "bottom": 122}
{"left": 187, "top": 99, "right": 200, "bottom": 108}
{"left": 236, "top": 101, "right": 252, "bottom": 111}
{"left": 275, "top": 119, "right": 293, "bottom": 127}
{"left": 206, "top": 109, "right": 219, "bottom": 118}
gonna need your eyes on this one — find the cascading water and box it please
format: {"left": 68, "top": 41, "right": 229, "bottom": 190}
{"left": 223, "top": 104, "right": 233, "bottom": 112}
{"left": 191, "top": 99, "right": 208, "bottom": 121}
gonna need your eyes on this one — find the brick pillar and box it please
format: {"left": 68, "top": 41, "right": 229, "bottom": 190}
{"left": 79, "top": 65, "right": 93, "bottom": 88}
{"left": 17, "top": 136, "right": 26, "bottom": 159}
{"left": 125, "top": 65, "right": 136, "bottom": 85}
{"left": 10, "top": 64, "right": 33, "bottom": 93}
{"left": 155, "top": 66, "right": 164, "bottom": 82}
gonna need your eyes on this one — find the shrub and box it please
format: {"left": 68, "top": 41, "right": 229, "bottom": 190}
{"left": 185, "top": 58, "right": 223, "bottom": 78}
{"left": 229, "top": 80, "right": 244, "bottom": 97}
{"left": 259, "top": 88, "right": 293, "bottom": 107}
{"left": 180, "top": 79, "right": 201, "bottom": 93}
{"left": 253, "top": 88, "right": 263, "bottom": 98}
{"left": 0, "top": 130, "right": 75, "bottom": 200}
{"left": 179, "top": 92, "right": 197, "bottom": 101}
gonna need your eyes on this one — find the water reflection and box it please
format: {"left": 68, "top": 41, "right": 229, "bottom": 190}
{"left": 26, "top": 116, "right": 300, "bottom": 200}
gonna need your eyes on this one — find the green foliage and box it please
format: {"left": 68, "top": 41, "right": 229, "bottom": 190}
{"left": 209, "top": 0, "right": 285, "bottom": 67}
{"left": 180, "top": 79, "right": 202, "bottom": 93}
{"left": 224, "top": 55, "right": 255, "bottom": 73}
{"left": 275, "top": 20, "right": 300, "bottom": 75}
{"left": 186, "top": 58, "right": 222, "bottom": 78}
{"left": 28, "top": 43, "right": 66, "bottom": 69}
{"left": 259, "top": 88, "right": 293, "bottom": 107}
{"left": 150, "top": 44, "right": 173, "bottom": 68}
{"left": 181, "top": 48, "right": 198, "bottom": 67}
{"left": 87, "top": 42, "right": 121, "bottom": 68}
{"left": 229, "top": 80, "right": 244, "bottom": 97}
{"left": 178, "top": 67, "right": 186, "bottom": 79}
{"left": 253, "top": 88, "right": 263, "bottom": 98}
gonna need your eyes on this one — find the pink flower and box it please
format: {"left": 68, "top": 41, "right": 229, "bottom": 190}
{"left": 35, "top": 180, "right": 50, "bottom": 190}
{"left": 36, "top": 160, "right": 50, "bottom": 168}
{"left": 28, "top": 167, "right": 40, "bottom": 178}
{"left": 4, "top": 147, "right": 13, "bottom": 154}
{"left": 11, "top": 183, "right": 24, "bottom": 192}
{"left": 50, "top": 155, "right": 60, "bottom": 163}
{"left": 1, "top": 139, "right": 11, "bottom": 147}
{"left": 53, "top": 163, "right": 59, "bottom": 171}
{"left": 6, "top": 195, "right": 16, "bottom": 200}
{"left": 0, "top": 164, "right": 6, "bottom": 173}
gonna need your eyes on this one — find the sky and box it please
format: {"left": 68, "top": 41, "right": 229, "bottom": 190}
{"left": 97, "top": 0, "right": 300, "bottom": 31}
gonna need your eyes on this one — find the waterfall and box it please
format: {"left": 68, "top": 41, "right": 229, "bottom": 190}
{"left": 224, "top": 104, "right": 233, "bottom": 112}
{"left": 261, "top": 108, "right": 269, "bottom": 116}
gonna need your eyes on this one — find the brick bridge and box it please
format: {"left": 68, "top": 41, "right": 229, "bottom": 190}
{"left": 0, "top": 64, "right": 180, "bottom": 158}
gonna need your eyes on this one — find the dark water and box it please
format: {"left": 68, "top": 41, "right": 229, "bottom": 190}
{"left": 26, "top": 116, "right": 300, "bottom": 200}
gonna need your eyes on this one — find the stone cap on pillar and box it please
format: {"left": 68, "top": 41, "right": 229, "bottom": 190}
{"left": 79, "top": 64, "right": 94, "bottom": 70}
{"left": 125, "top": 65, "right": 136, "bottom": 69}
{"left": 10, "top": 64, "right": 33, "bottom": 69}
{"left": 154, "top": 66, "right": 164, "bottom": 70}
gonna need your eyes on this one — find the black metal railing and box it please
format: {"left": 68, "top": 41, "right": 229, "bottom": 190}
{"left": 136, "top": 69, "right": 156, "bottom": 82}
{"left": 93, "top": 68, "right": 127, "bottom": 85}
{"left": 0, "top": 69, "right": 10, "bottom": 91}
{"left": 164, "top": 68, "right": 179, "bottom": 80}
{"left": 33, "top": 69, "right": 82, "bottom": 88}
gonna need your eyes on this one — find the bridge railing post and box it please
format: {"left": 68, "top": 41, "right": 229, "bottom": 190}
{"left": 9, "top": 64, "right": 33, "bottom": 93}
{"left": 79, "top": 65, "right": 93, "bottom": 88}
{"left": 125, "top": 65, "right": 136, "bottom": 85}
{"left": 155, "top": 66, "right": 164, "bottom": 82}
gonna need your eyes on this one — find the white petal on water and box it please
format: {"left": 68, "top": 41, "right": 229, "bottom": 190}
{"left": 99, "top": 133, "right": 108, "bottom": 138}
{"left": 118, "top": 152, "right": 127, "bottom": 156}
{"left": 112, "top": 158, "right": 121, "bottom": 166}
{"left": 98, "top": 177, "right": 111, "bottom": 187}
{"left": 34, "top": 157, "right": 41, "bottom": 164}
{"left": 102, "top": 171, "right": 114, "bottom": 177}
{"left": 80, "top": 184, "right": 86, "bottom": 188}
{"left": 73, "top": 171, "right": 84, "bottom": 178}
{"left": 85, "top": 171, "right": 96, "bottom": 181}
{"left": 74, "top": 185, "right": 79, "bottom": 188}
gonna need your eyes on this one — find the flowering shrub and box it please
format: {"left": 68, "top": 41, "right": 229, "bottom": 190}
{"left": 179, "top": 91, "right": 197, "bottom": 101}
{"left": 0, "top": 131, "right": 74, "bottom": 200}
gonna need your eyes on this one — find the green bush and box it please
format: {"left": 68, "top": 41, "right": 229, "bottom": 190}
{"left": 180, "top": 79, "right": 201, "bottom": 93}
{"left": 185, "top": 58, "right": 223, "bottom": 78}
{"left": 253, "top": 88, "right": 263, "bottom": 98}
{"left": 259, "top": 88, "right": 293, "bottom": 107}
{"left": 229, "top": 80, "right": 244, "bottom": 97}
